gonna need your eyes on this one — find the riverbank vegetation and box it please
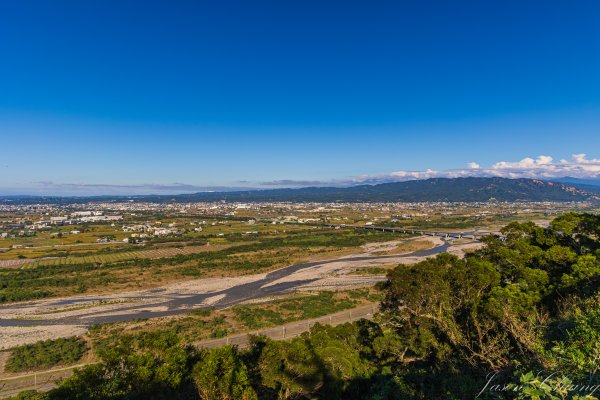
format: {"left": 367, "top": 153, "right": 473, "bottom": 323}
{"left": 88, "top": 288, "right": 381, "bottom": 351}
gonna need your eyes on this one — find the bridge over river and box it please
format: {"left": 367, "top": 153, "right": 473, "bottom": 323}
{"left": 326, "top": 224, "right": 495, "bottom": 240}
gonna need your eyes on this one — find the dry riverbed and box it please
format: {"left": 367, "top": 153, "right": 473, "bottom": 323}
{"left": 0, "top": 236, "right": 481, "bottom": 349}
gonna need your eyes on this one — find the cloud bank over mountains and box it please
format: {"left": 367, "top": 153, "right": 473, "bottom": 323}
{"left": 3, "top": 154, "right": 600, "bottom": 196}
{"left": 351, "top": 154, "right": 600, "bottom": 185}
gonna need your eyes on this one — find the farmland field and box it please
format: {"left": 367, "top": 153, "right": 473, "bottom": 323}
{"left": 0, "top": 244, "right": 233, "bottom": 268}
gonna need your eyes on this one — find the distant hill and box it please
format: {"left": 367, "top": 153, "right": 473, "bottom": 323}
{"left": 2, "top": 178, "right": 598, "bottom": 204}
{"left": 554, "top": 177, "right": 600, "bottom": 194}
{"left": 555, "top": 177, "right": 600, "bottom": 186}
{"left": 172, "top": 177, "right": 598, "bottom": 203}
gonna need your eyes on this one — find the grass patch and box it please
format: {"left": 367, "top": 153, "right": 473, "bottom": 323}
{"left": 372, "top": 239, "right": 434, "bottom": 256}
{"left": 232, "top": 291, "right": 364, "bottom": 329}
{"left": 190, "top": 307, "right": 215, "bottom": 317}
{"left": 233, "top": 308, "right": 285, "bottom": 329}
{"left": 5, "top": 337, "right": 87, "bottom": 372}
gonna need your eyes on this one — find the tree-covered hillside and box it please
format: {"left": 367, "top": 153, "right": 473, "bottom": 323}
{"left": 14, "top": 213, "right": 600, "bottom": 400}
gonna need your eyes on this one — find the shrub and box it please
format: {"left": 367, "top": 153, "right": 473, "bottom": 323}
{"left": 5, "top": 337, "right": 87, "bottom": 372}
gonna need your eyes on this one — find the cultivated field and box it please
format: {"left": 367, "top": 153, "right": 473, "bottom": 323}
{"left": 0, "top": 243, "right": 230, "bottom": 269}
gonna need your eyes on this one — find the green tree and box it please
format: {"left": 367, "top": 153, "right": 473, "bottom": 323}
{"left": 192, "top": 346, "right": 257, "bottom": 400}
{"left": 50, "top": 331, "right": 195, "bottom": 400}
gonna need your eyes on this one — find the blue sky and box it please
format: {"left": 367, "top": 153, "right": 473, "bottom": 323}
{"left": 1, "top": 1, "right": 600, "bottom": 195}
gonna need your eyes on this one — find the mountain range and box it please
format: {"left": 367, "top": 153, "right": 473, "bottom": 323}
{"left": 3, "top": 177, "right": 598, "bottom": 204}
{"left": 168, "top": 177, "right": 600, "bottom": 203}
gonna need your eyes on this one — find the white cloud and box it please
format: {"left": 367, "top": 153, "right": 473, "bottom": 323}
{"left": 491, "top": 155, "right": 553, "bottom": 169}
{"left": 352, "top": 154, "right": 600, "bottom": 184}
{"left": 572, "top": 153, "right": 588, "bottom": 163}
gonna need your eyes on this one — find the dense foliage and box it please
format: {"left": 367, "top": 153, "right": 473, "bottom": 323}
{"left": 5, "top": 337, "right": 87, "bottom": 372}
{"left": 12, "top": 213, "right": 600, "bottom": 399}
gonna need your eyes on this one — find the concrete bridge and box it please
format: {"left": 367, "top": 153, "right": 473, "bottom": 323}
{"left": 326, "top": 224, "right": 488, "bottom": 240}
